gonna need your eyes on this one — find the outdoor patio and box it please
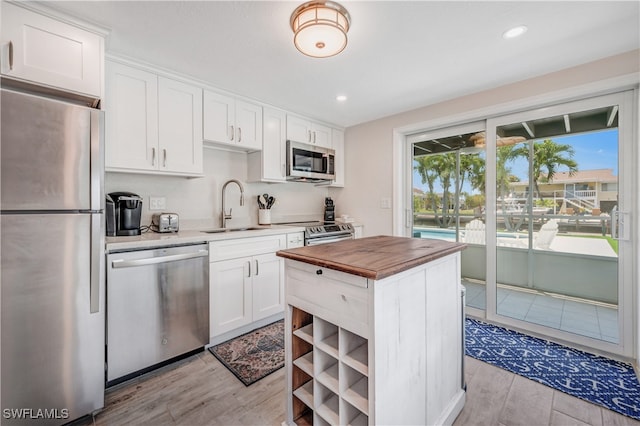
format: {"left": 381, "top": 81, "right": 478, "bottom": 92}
{"left": 464, "top": 280, "right": 619, "bottom": 344}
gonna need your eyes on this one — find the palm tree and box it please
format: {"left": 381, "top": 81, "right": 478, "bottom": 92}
{"left": 513, "top": 139, "right": 578, "bottom": 200}
{"left": 497, "top": 145, "right": 520, "bottom": 200}
{"left": 414, "top": 154, "right": 457, "bottom": 227}
{"left": 459, "top": 153, "right": 485, "bottom": 194}
{"left": 496, "top": 145, "right": 523, "bottom": 231}
{"left": 414, "top": 156, "right": 439, "bottom": 213}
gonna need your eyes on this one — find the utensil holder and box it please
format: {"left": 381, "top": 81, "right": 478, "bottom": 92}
{"left": 258, "top": 209, "right": 271, "bottom": 225}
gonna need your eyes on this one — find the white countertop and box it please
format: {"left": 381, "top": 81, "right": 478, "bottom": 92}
{"left": 105, "top": 224, "right": 306, "bottom": 252}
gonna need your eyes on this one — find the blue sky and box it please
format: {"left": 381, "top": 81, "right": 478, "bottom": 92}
{"left": 413, "top": 129, "right": 619, "bottom": 194}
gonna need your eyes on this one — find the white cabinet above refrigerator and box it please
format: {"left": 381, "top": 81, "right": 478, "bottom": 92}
{"left": 0, "top": 2, "right": 104, "bottom": 98}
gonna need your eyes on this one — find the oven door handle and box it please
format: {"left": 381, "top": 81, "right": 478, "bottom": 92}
{"left": 306, "top": 234, "right": 353, "bottom": 246}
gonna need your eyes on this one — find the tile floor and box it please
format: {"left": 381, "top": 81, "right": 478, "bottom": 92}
{"left": 464, "top": 280, "right": 619, "bottom": 344}
{"left": 77, "top": 350, "right": 640, "bottom": 426}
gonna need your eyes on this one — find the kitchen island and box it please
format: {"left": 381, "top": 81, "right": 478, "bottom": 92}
{"left": 276, "top": 235, "right": 467, "bottom": 426}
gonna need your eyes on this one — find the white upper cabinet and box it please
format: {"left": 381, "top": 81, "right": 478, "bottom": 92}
{"left": 203, "top": 90, "right": 263, "bottom": 151}
{"left": 330, "top": 128, "right": 345, "bottom": 187}
{"left": 158, "top": 77, "right": 203, "bottom": 174}
{"left": 248, "top": 107, "right": 287, "bottom": 183}
{"left": 286, "top": 114, "right": 332, "bottom": 148}
{"left": 1, "top": 2, "right": 103, "bottom": 98}
{"left": 311, "top": 122, "right": 332, "bottom": 148}
{"left": 286, "top": 114, "right": 312, "bottom": 143}
{"left": 105, "top": 61, "right": 158, "bottom": 172}
{"left": 105, "top": 60, "right": 203, "bottom": 177}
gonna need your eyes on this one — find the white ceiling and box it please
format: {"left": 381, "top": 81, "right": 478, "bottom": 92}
{"left": 47, "top": 1, "right": 639, "bottom": 128}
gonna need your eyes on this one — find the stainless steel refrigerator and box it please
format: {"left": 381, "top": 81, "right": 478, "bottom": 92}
{"left": 1, "top": 88, "right": 105, "bottom": 424}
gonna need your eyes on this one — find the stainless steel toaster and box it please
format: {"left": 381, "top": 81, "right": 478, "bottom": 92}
{"left": 151, "top": 213, "right": 179, "bottom": 233}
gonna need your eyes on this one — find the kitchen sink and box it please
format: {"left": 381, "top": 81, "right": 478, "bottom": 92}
{"left": 201, "top": 227, "right": 268, "bottom": 234}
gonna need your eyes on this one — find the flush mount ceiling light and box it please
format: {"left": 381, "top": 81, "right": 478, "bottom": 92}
{"left": 502, "top": 25, "right": 528, "bottom": 39}
{"left": 290, "top": 1, "right": 351, "bottom": 58}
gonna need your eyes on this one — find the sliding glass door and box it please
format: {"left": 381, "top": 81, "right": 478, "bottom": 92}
{"left": 486, "top": 91, "right": 633, "bottom": 356}
{"left": 408, "top": 122, "right": 488, "bottom": 312}
{"left": 407, "top": 90, "right": 634, "bottom": 357}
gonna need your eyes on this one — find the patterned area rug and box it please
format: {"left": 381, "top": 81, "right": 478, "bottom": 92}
{"left": 465, "top": 318, "right": 640, "bottom": 420}
{"left": 208, "top": 320, "right": 284, "bottom": 386}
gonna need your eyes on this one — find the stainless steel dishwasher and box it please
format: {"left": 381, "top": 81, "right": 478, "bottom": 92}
{"left": 106, "top": 243, "right": 209, "bottom": 385}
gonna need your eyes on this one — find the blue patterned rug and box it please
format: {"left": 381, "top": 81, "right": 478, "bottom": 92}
{"left": 465, "top": 318, "right": 640, "bottom": 420}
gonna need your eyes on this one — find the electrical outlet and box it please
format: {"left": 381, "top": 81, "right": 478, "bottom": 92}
{"left": 149, "top": 196, "right": 166, "bottom": 211}
{"left": 380, "top": 197, "right": 392, "bottom": 209}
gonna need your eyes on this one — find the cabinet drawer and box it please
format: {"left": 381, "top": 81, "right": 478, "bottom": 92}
{"left": 286, "top": 261, "right": 369, "bottom": 335}
{"left": 209, "top": 234, "right": 286, "bottom": 262}
{"left": 286, "top": 232, "right": 304, "bottom": 248}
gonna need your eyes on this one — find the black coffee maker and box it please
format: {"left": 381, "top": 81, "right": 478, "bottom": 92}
{"left": 106, "top": 192, "right": 143, "bottom": 236}
{"left": 324, "top": 197, "right": 335, "bottom": 223}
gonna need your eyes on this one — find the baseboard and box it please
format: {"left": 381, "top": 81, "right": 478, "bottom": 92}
{"left": 207, "top": 312, "right": 285, "bottom": 347}
{"left": 435, "top": 389, "right": 466, "bottom": 426}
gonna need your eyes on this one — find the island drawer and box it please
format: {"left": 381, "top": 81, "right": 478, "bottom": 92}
{"left": 285, "top": 260, "right": 369, "bottom": 335}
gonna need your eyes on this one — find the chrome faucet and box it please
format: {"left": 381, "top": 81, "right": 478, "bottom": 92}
{"left": 221, "top": 179, "right": 244, "bottom": 228}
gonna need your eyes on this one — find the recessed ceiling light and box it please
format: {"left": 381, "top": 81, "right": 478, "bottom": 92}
{"left": 336, "top": 95, "right": 347, "bottom": 102}
{"left": 502, "top": 25, "right": 528, "bottom": 39}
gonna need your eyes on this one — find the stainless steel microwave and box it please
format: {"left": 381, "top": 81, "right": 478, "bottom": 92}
{"left": 286, "top": 140, "right": 335, "bottom": 182}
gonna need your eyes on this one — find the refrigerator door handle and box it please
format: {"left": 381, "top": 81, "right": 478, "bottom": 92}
{"left": 90, "top": 109, "right": 105, "bottom": 212}
{"left": 90, "top": 214, "right": 102, "bottom": 313}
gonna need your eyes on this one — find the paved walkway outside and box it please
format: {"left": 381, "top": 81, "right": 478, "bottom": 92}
{"left": 464, "top": 280, "right": 618, "bottom": 344}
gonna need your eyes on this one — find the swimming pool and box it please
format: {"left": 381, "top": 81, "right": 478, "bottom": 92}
{"left": 413, "top": 227, "right": 520, "bottom": 241}
{"left": 413, "top": 228, "right": 458, "bottom": 241}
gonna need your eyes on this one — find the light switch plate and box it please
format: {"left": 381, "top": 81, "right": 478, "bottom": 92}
{"left": 380, "top": 197, "right": 391, "bottom": 209}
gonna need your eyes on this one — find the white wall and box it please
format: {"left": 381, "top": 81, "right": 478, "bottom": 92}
{"left": 329, "top": 50, "right": 640, "bottom": 238}
{"left": 106, "top": 148, "right": 329, "bottom": 230}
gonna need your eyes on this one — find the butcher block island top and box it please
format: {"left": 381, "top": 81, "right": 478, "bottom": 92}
{"left": 276, "top": 235, "right": 466, "bottom": 280}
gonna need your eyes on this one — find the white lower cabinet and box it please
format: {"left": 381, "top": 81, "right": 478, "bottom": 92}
{"left": 252, "top": 253, "right": 284, "bottom": 320}
{"left": 209, "top": 234, "right": 286, "bottom": 343}
{"left": 209, "top": 256, "right": 253, "bottom": 335}
{"left": 285, "top": 253, "right": 465, "bottom": 425}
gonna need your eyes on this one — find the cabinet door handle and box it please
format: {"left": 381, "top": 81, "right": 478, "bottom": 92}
{"left": 247, "top": 260, "right": 251, "bottom": 277}
{"left": 1, "top": 41, "right": 12, "bottom": 74}
{"left": 313, "top": 131, "right": 317, "bottom": 143}
{"left": 230, "top": 125, "right": 235, "bottom": 141}
{"left": 151, "top": 147, "right": 156, "bottom": 166}
{"left": 308, "top": 130, "right": 312, "bottom": 143}
{"left": 163, "top": 149, "right": 167, "bottom": 167}
{"left": 238, "top": 127, "right": 242, "bottom": 143}
{"left": 255, "top": 259, "right": 259, "bottom": 276}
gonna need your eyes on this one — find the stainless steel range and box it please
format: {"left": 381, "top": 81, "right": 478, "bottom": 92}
{"left": 284, "top": 221, "right": 355, "bottom": 245}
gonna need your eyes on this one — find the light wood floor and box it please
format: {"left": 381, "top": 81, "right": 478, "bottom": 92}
{"left": 79, "top": 351, "right": 640, "bottom": 426}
